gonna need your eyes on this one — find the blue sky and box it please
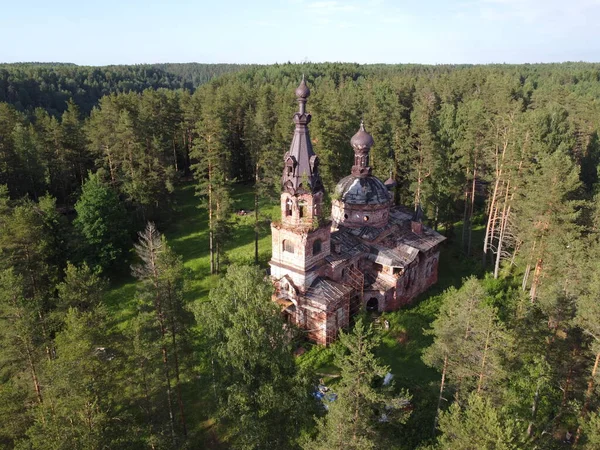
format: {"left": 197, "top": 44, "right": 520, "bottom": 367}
{"left": 1, "top": 0, "right": 599, "bottom": 65}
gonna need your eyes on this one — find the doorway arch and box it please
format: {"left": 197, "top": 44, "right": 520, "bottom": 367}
{"left": 366, "top": 297, "right": 379, "bottom": 312}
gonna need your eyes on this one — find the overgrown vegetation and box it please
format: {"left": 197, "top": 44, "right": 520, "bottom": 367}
{"left": 2, "top": 61, "right": 600, "bottom": 448}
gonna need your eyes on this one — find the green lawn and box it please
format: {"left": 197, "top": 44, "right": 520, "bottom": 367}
{"left": 168, "top": 181, "right": 279, "bottom": 304}
{"left": 104, "top": 181, "right": 279, "bottom": 324}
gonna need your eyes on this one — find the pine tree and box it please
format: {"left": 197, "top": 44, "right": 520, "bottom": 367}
{"left": 132, "top": 223, "right": 191, "bottom": 445}
{"left": 513, "top": 116, "right": 582, "bottom": 303}
{"left": 574, "top": 244, "right": 600, "bottom": 443}
{"left": 0, "top": 269, "right": 44, "bottom": 405}
{"left": 244, "top": 85, "right": 281, "bottom": 264}
{"left": 305, "top": 319, "right": 411, "bottom": 450}
{"left": 26, "top": 307, "right": 121, "bottom": 450}
{"left": 190, "top": 89, "right": 232, "bottom": 274}
{"left": 433, "top": 393, "right": 527, "bottom": 450}
{"left": 454, "top": 98, "right": 488, "bottom": 255}
{"left": 60, "top": 99, "right": 90, "bottom": 188}
{"left": 56, "top": 262, "right": 107, "bottom": 315}
{"left": 580, "top": 412, "right": 600, "bottom": 449}
{"left": 423, "top": 278, "right": 507, "bottom": 431}
{"left": 407, "top": 85, "right": 441, "bottom": 211}
{"left": 0, "top": 197, "right": 61, "bottom": 362}
{"left": 11, "top": 123, "right": 46, "bottom": 199}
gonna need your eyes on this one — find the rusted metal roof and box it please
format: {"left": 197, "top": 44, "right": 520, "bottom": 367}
{"left": 364, "top": 273, "right": 394, "bottom": 292}
{"left": 368, "top": 242, "right": 418, "bottom": 267}
{"left": 327, "top": 205, "right": 445, "bottom": 272}
{"left": 387, "top": 206, "right": 446, "bottom": 252}
{"left": 304, "top": 277, "right": 353, "bottom": 308}
{"left": 275, "top": 298, "right": 295, "bottom": 313}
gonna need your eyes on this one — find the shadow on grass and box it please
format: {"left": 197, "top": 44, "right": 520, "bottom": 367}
{"left": 103, "top": 281, "right": 138, "bottom": 330}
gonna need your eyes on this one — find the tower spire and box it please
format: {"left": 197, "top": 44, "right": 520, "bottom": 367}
{"left": 282, "top": 77, "right": 323, "bottom": 195}
{"left": 350, "top": 120, "right": 375, "bottom": 177}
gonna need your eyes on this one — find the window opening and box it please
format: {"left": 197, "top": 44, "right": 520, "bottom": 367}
{"left": 313, "top": 239, "right": 322, "bottom": 255}
{"left": 299, "top": 202, "right": 307, "bottom": 219}
{"left": 283, "top": 240, "right": 294, "bottom": 253}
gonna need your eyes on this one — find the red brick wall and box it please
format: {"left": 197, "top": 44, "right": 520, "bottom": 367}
{"left": 270, "top": 223, "right": 331, "bottom": 291}
{"left": 281, "top": 191, "right": 324, "bottom": 228}
{"left": 389, "top": 250, "right": 441, "bottom": 310}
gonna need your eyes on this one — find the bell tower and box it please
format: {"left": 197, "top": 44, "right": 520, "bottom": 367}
{"left": 270, "top": 77, "right": 330, "bottom": 291}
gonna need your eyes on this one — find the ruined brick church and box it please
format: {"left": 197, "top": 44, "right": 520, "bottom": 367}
{"left": 270, "top": 78, "right": 445, "bottom": 345}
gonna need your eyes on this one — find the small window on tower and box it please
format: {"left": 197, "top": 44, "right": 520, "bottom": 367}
{"left": 285, "top": 199, "right": 293, "bottom": 217}
{"left": 313, "top": 239, "right": 322, "bottom": 255}
{"left": 283, "top": 240, "right": 294, "bottom": 253}
{"left": 287, "top": 165, "right": 293, "bottom": 176}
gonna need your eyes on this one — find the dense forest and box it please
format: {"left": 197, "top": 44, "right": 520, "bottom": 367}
{"left": 0, "top": 62, "right": 251, "bottom": 115}
{"left": 2, "top": 61, "right": 600, "bottom": 449}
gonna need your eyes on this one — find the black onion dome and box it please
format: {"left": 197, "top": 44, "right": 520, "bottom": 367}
{"left": 295, "top": 75, "right": 310, "bottom": 99}
{"left": 384, "top": 176, "right": 396, "bottom": 188}
{"left": 335, "top": 175, "right": 390, "bottom": 205}
{"left": 350, "top": 121, "right": 374, "bottom": 150}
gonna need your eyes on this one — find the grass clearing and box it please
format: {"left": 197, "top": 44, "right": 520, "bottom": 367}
{"left": 105, "top": 181, "right": 279, "bottom": 319}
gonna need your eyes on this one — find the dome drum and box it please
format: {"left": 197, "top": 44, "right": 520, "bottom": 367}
{"left": 331, "top": 200, "right": 390, "bottom": 229}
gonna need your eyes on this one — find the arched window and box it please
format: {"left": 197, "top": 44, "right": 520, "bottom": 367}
{"left": 312, "top": 239, "right": 322, "bottom": 255}
{"left": 285, "top": 199, "right": 293, "bottom": 217}
{"left": 282, "top": 240, "right": 294, "bottom": 253}
{"left": 299, "top": 202, "right": 307, "bottom": 218}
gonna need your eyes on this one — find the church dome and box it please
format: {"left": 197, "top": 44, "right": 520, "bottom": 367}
{"left": 295, "top": 76, "right": 310, "bottom": 99}
{"left": 335, "top": 174, "right": 391, "bottom": 205}
{"left": 350, "top": 121, "right": 374, "bottom": 150}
